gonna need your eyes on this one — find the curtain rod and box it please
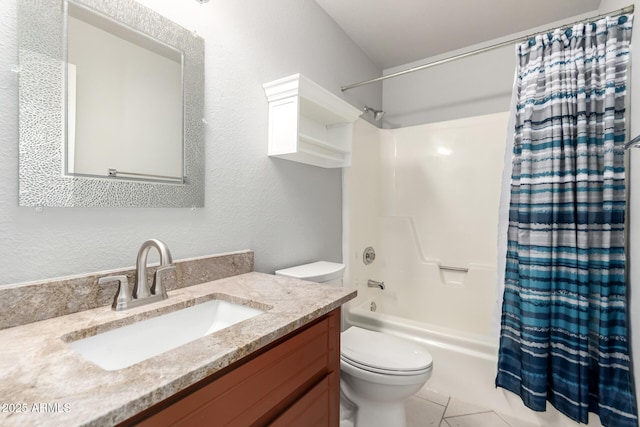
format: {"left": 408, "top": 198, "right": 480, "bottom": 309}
{"left": 341, "top": 5, "right": 635, "bottom": 92}
{"left": 625, "top": 134, "right": 640, "bottom": 150}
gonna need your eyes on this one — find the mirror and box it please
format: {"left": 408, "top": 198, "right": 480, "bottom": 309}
{"left": 66, "top": 2, "right": 184, "bottom": 182}
{"left": 18, "top": 0, "right": 205, "bottom": 207}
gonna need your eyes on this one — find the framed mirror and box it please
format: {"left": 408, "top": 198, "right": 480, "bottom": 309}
{"left": 18, "top": 0, "right": 205, "bottom": 207}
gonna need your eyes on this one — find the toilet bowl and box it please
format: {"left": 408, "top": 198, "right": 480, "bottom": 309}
{"left": 275, "top": 261, "right": 433, "bottom": 427}
{"left": 340, "top": 326, "right": 432, "bottom": 427}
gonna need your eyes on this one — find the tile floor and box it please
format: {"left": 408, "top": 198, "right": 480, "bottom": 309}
{"left": 407, "top": 388, "right": 539, "bottom": 427}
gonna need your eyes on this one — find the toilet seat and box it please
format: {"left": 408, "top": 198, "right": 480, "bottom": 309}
{"left": 341, "top": 326, "right": 433, "bottom": 376}
{"left": 341, "top": 355, "right": 432, "bottom": 376}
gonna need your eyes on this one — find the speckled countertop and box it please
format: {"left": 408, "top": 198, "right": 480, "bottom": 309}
{"left": 0, "top": 272, "right": 356, "bottom": 426}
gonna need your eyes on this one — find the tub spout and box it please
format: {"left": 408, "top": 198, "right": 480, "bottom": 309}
{"left": 367, "top": 279, "right": 385, "bottom": 290}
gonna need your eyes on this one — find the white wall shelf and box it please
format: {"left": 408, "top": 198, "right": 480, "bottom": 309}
{"left": 263, "top": 74, "right": 362, "bottom": 168}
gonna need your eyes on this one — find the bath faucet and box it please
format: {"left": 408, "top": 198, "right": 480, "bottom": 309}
{"left": 135, "top": 239, "right": 174, "bottom": 299}
{"left": 99, "top": 239, "right": 176, "bottom": 311}
{"left": 367, "top": 279, "right": 385, "bottom": 290}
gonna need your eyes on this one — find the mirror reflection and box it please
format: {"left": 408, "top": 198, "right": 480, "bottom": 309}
{"left": 66, "top": 2, "right": 184, "bottom": 182}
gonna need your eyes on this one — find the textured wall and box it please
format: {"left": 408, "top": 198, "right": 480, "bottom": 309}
{"left": 381, "top": 11, "right": 597, "bottom": 128}
{"left": 0, "top": 0, "right": 381, "bottom": 285}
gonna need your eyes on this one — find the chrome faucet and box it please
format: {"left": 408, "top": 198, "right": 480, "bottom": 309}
{"left": 99, "top": 239, "right": 176, "bottom": 311}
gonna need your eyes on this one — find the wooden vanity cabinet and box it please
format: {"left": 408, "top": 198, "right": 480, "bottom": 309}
{"left": 122, "top": 308, "right": 341, "bottom": 426}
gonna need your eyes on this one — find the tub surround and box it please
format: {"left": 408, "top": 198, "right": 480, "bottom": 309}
{"left": 0, "top": 270, "right": 355, "bottom": 426}
{"left": 0, "top": 250, "right": 254, "bottom": 330}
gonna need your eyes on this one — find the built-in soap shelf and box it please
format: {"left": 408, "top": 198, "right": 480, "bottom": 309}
{"left": 263, "top": 74, "right": 362, "bottom": 168}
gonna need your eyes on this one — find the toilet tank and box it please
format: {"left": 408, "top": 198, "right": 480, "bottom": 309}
{"left": 275, "top": 261, "right": 345, "bottom": 286}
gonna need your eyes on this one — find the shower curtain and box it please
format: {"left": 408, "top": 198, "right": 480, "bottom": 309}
{"left": 495, "top": 15, "right": 637, "bottom": 427}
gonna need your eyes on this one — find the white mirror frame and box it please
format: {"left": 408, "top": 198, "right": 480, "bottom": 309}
{"left": 18, "top": 0, "right": 205, "bottom": 207}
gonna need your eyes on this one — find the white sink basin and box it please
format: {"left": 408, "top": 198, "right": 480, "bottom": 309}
{"left": 67, "top": 300, "right": 264, "bottom": 371}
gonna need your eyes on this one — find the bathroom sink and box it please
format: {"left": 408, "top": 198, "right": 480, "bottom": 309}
{"left": 67, "top": 300, "right": 264, "bottom": 370}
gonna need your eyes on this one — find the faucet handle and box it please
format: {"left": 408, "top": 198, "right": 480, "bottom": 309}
{"left": 99, "top": 275, "right": 132, "bottom": 311}
{"left": 151, "top": 265, "right": 176, "bottom": 299}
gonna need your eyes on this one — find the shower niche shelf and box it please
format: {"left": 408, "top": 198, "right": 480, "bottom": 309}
{"left": 263, "top": 73, "right": 361, "bottom": 168}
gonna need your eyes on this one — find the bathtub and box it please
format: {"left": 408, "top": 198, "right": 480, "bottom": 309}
{"left": 344, "top": 297, "right": 604, "bottom": 427}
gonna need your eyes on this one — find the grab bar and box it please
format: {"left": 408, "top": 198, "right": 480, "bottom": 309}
{"left": 439, "top": 265, "right": 469, "bottom": 273}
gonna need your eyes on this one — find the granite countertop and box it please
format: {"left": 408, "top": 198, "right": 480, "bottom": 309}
{"left": 0, "top": 272, "right": 356, "bottom": 426}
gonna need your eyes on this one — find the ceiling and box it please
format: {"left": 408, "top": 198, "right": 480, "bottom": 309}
{"left": 314, "top": 0, "right": 602, "bottom": 70}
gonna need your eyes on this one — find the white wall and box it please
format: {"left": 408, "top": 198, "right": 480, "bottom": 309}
{"left": 381, "top": 11, "right": 597, "bottom": 128}
{"left": 0, "top": 0, "right": 381, "bottom": 286}
{"left": 382, "top": 47, "right": 514, "bottom": 128}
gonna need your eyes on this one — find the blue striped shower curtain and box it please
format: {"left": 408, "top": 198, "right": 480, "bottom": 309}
{"left": 495, "top": 15, "right": 637, "bottom": 427}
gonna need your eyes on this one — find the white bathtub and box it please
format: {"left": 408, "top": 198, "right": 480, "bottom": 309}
{"left": 344, "top": 297, "right": 604, "bottom": 427}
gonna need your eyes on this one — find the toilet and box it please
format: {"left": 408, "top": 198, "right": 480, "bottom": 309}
{"left": 275, "top": 261, "right": 433, "bottom": 427}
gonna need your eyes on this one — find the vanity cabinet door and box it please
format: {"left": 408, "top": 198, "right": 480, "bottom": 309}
{"left": 129, "top": 308, "right": 340, "bottom": 426}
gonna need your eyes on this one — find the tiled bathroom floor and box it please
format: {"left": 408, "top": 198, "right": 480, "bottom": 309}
{"left": 407, "top": 388, "right": 539, "bottom": 427}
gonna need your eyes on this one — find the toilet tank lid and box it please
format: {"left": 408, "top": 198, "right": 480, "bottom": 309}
{"left": 275, "top": 261, "right": 345, "bottom": 282}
